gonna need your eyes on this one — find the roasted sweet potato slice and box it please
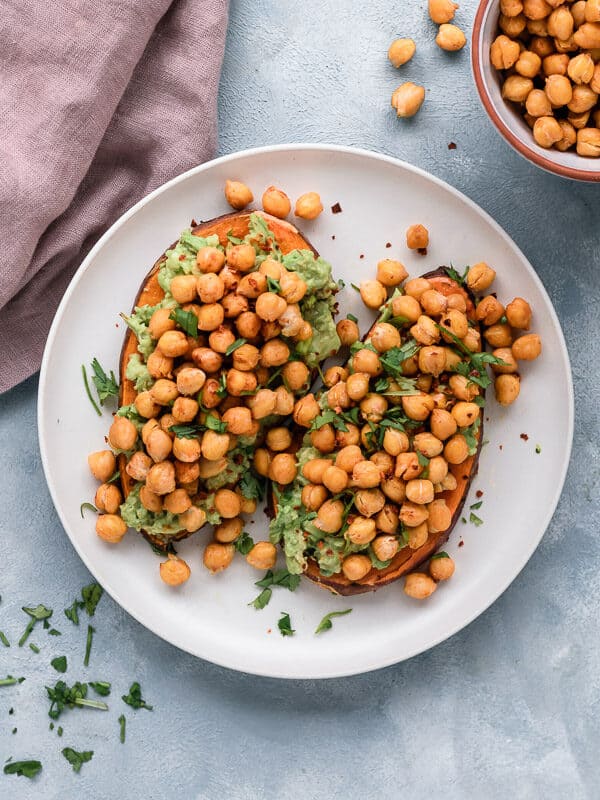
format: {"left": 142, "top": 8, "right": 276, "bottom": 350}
{"left": 280, "top": 267, "right": 483, "bottom": 596}
{"left": 118, "top": 211, "right": 322, "bottom": 550}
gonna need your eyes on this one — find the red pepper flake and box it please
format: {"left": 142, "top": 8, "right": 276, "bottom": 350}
{"left": 331, "top": 235, "right": 336, "bottom": 240}
{"left": 458, "top": 540, "right": 464, "bottom": 548}
{"left": 476, "top": 490, "right": 484, "bottom": 498}
{"left": 115, "top": 323, "right": 119, "bottom": 327}
{"left": 191, "top": 218, "right": 198, "bottom": 227}
{"left": 331, "top": 202, "right": 343, "bottom": 214}
{"left": 359, "top": 254, "right": 365, "bottom": 259}
{"left": 385, "top": 242, "right": 392, "bottom": 249}
{"left": 520, "top": 433, "right": 529, "bottom": 441}
{"left": 267, "top": 628, "right": 272, "bottom": 634}
{"left": 417, "top": 247, "right": 428, "bottom": 256}
{"left": 499, "top": 444, "right": 503, "bottom": 450}
{"left": 448, "top": 142, "right": 457, "bottom": 150}
{"left": 179, "top": 254, "right": 186, "bottom": 262}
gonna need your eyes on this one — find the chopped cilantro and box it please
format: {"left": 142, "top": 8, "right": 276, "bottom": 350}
{"left": 29, "top": 643, "right": 40, "bottom": 654}
{"left": 3, "top": 760, "right": 42, "bottom": 778}
{"left": 169, "top": 423, "right": 203, "bottom": 438}
{"left": 346, "top": 313, "right": 358, "bottom": 323}
{"left": 90, "top": 358, "right": 118, "bottom": 405}
{"left": 118, "top": 714, "right": 126, "bottom": 743}
{"left": 62, "top": 747, "right": 93, "bottom": 774}
{"left": 315, "top": 609, "right": 352, "bottom": 634}
{"left": 46, "top": 680, "right": 109, "bottom": 720}
{"left": 225, "top": 338, "right": 247, "bottom": 356}
{"left": 248, "top": 588, "right": 272, "bottom": 610}
{"left": 19, "top": 605, "right": 53, "bottom": 647}
{"left": 83, "top": 625, "right": 94, "bottom": 667}
{"left": 266, "top": 276, "right": 281, "bottom": 293}
{"left": 311, "top": 408, "right": 348, "bottom": 432}
{"left": 469, "top": 501, "right": 483, "bottom": 510}
{"left": 169, "top": 308, "right": 198, "bottom": 337}
{"left": 81, "top": 584, "right": 103, "bottom": 617}
{"left": 431, "top": 551, "right": 450, "bottom": 560}
{"left": 121, "top": 682, "right": 153, "bottom": 711}
{"left": 0, "top": 632, "right": 9, "bottom": 647}
{"left": 535, "top": 444, "right": 542, "bottom": 454}
{"left": 81, "top": 364, "right": 102, "bottom": 417}
{"left": 234, "top": 531, "right": 254, "bottom": 555}
{"left": 89, "top": 681, "right": 111, "bottom": 696}
{"left": 469, "top": 512, "right": 483, "bottom": 527}
{"left": 79, "top": 502, "right": 98, "bottom": 518}
{"left": 277, "top": 612, "right": 295, "bottom": 637}
{"left": 239, "top": 471, "right": 265, "bottom": 501}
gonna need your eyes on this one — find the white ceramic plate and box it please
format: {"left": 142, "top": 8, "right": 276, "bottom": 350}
{"left": 38, "top": 144, "right": 573, "bottom": 679}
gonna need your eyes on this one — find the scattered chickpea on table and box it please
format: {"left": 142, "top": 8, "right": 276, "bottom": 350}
{"left": 491, "top": 0, "right": 600, "bottom": 156}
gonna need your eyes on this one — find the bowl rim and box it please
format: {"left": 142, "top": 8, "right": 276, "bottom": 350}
{"left": 472, "top": 0, "right": 600, "bottom": 183}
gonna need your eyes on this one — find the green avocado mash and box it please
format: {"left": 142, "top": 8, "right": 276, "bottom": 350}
{"left": 158, "top": 231, "right": 222, "bottom": 296}
{"left": 205, "top": 443, "right": 254, "bottom": 492}
{"left": 123, "top": 297, "right": 175, "bottom": 359}
{"left": 120, "top": 485, "right": 182, "bottom": 537}
{"left": 125, "top": 354, "right": 153, "bottom": 392}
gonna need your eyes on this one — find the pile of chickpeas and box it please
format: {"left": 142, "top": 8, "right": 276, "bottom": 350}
{"left": 257, "top": 229, "right": 542, "bottom": 600}
{"left": 389, "top": 1, "right": 467, "bottom": 119}
{"left": 491, "top": 0, "right": 600, "bottom": 155}
{"left": 87, "top": 180, "right": 330, "bottom": 587}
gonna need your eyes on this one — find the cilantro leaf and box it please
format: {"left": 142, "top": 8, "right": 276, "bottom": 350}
{"left": 234, "top": 531, "right": 254, "bottom": 555}
{"left": 3, "top": 760, "right": 42, "bottom": 778}
{"left": 90, "top": 358, "right": 119, "bottom": 405}
{"left": 266, "top": 276, "right": 281, "bottom": 293}
{"left": 256, "top": 569, "right": 301, "bottom": 591}
{"left": 118, "top": 714, "right": 126, "bottom": 743}
{"left": 431, "top": 551, "right": 450, "bottom": 560}
{"left": 0, "top": 631, "right": 9, "bottom": 647}
{"left": 277, "top": 612, "right": 295, "bottom": 637}
{"left": 205, "top": 414, "right": 228, "bottom": 433}
{"left": 81, "top": 584, "right": 103, "bottom": 617}
{"left": 19, "top": 605, "right": 53, "bottom": 647}
{"left": 469, "top": 512, "right": 484, "bottom": 526}
{"left": 51, "top": 656, "right": 67, "bottom": 673}
{"left": 62, "top": 747, "right": 93, "bottom": 774}
{"left": 346, "top": 313, "right": 358, "bottom": 323}
{"left": 314, "top": 608, "right": 352, "bottom": 634}
{"left": 64, "top": 600, "right": 80, "bottom": 626}
{"left": 83, "top": 625, "right": 95, "bottom": 667}
{"left": 79, "top": 502, "right": 98, "bottom": 518}
{"left": 81, "top": 364, "right": 102, "bottom": 417}
{"left": 248, "top": 588, "right": 272, "bottom": 610}
{"left": 46, "top": 680, "right": 109, "bottom": 720}
{"left": 89, "top": 681, "right": 111, "bottom": 697}
{"left": 0, "top": 675, "right": 25, "bottom": 686}
{"left": 169, "top": 423, "right": 203, "bottom": 439}
{"left": 169, "top": 308, "right": 198, "bottom": 337}
{"left": 239, "top": 471, "right": 265, "bottom": 501}
{"left": 225, "top": 338, "right": 247, "bottom": 356}
{"left": 469, "top": 500, "right": 483, "bottom": 511}
{"left": 462, "top": 417, "right": 481, "bottom": 456}
{"left": 444, "top": 265, "right": 470, "bottom": 286}
{"left": 311, "top": 408, "right": 349, "bottom": 432}
{"left": 379, "top": 340, "right": 420, "bottom": 378}
{"left": 122, "top": 682, "right": 153, "bottom": 711}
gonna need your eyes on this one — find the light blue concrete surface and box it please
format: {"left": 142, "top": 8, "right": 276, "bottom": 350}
{"left": 1, "top": 1, "right": 599, "bottom": 798}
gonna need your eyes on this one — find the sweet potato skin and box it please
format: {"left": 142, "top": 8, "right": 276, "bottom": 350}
{"left": 118, "top": 211, "right": 320, "bottom": 550}
{"left": 302, "top": 267, "right": 483, "bottom": 595}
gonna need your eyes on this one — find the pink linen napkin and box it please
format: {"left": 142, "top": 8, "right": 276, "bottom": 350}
{"left": 0, "top": 0, "right": 229, "bottom": 393}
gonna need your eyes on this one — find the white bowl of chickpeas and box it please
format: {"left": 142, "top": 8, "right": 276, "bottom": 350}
{"left": 473, "top": 0, "right": 600, "bottom": 181}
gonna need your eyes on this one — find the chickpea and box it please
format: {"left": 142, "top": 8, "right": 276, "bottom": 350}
{"left": 94, "top": 482, "right": 122, "bottom": 514}
{"left": 334, "top": 318, "right": 359, "bottom": 347}
{"left": 234, "top": 311, "right": 260, "bottom": 339}
{"left": 171, "top": 397, "right": 198, "bottom": 424}
{"left": 447, "top": 293, "right": 467, "bottom": 313}
{"left": 355, "top": 489, "right": 386, "bottom": 517}
{"left": 333, "top": 445, "right": 362, "bottom": 474}
{"left": 124, "top": 451, "right": 151, "bottom": 482}
{"left": 352, "top": 460, "right": 381, "bottom": 488}
{"left": 482, "top": 323, "right": 512, "bottom": 349}
{"left": 146, "top": 461, "right": 176, "bottom": 496}
{"left": 138, "top": 485, "right": 162, "bottom": 513}
{"left": 534, "top": 115, "right": 564, "bottom": 147}
{"left": 159, "top": 412, "right": 177, "bottom": 436}
{"left": 156, "top": 330, "right": 187, "bottom": 359}
{"left": 238, "top": 493, "right": 257, "bottom": 515}
{"left": 279, "top": 272, "right": 308, "bottom": 304}
{"left": 577, "top": 127, "right": 600, "bottom": 156}
{"left": 253, "top": 294, "right": 285, "bottom": 324}
{"left": 108, "top": 416, "right": 138, "bottom": 451}
{"left": 427, "top": 499, "right": 453, "bottom": 533}
{"left": 280, "top": 361, "right": 308, "bottom": 392}
{"left": 222, "top": 294, "right": 249, "bottom": 319}
{"left": 448, "top": 374, "right": 480, "bottom": 403}
{"left": 226, "top": 368, "right": 257, "bottom": 397}
{"left": 194, "top": 246, "right": 223, "bottom": 274}
{"left": 261, "top": 320, "right": 282, "bottom": 341}
{"left": 262, "top": 186, "right": 291, "bottom": 218}
{"left": 147, "top": 350, "right": 173, "bottom": 380}
{"left": 192, "top": 347, "right": 222, "bottom": 374}
{"left": 315, "top": 499, "right": 345, "bottom": 533}
{"left": 88, "top": 450, "right": 117, "bottom": 482}
{"left": 404, "top": 572, "right": 437, "bottom": 599}
{"left": 267, "top": 453, "right": 297, "bottom": 485}
{"left": 148, "top": 308, "right": 175, "bottom": 340}
{"left": 391, "top": 82, "right": 426, "bottom": 117}
{"left": 439, "top": 473, "right": 458, "bottom": 492}
{"left": 174, "top": 459, "right": 200, "bottom": 484}
{"left": 419, "top": 289, "right": 447, "bottom": 317}
{"left": 556, "top": 119, "right": 578, "bottom": 151}
{"left": 96, "top": 514, "right": 127, "bottom": 544}
{"left": 488, "top": 347, "right": 517, "bottom": 375}
{"left": 301, "top": 483, "right": 329, "bottom": 511}
{"left": 548, "top": 6, "right": 574, "bottom": 40}
{"left": 248, "top": 388, "right": 277, "bottom": 420}
{"left": 428, "top": 555, "right": 455, "bottom": 581}
{"left": 158, "top": 554, "right": 191, "bottom": 586}
{"left": 401, "top": 392, "right": 435, "bottom": 421}
{"left": 526, "top": 88, "right": 553, "bottom": 117}
{"left": 172, "top": 436, "right": 202, "bottom": 463}
{"left": 213, "top": 489, "right": 241, "bottom": 519}
{"left": 451, "top": 401, "right": 480, "bottom": 429}
{"left": 360, "top": 393, "right": 388, "bottom": 423}
{"left": 293, "top": 394, "right": 321, "bottom": 427}
{"left": 351, "top": 348, "right": 383, "bottom": 376}
{"left": 499, "top": 13, "right": 527, "bottom": 36}
{"left": 436, "top": 23, "right": 467, "bottom": 51}
{"left": 342, "top": 554, "right": 372, "bottom": 582}
{"left": 503, "top": 297, "right": 532, "bottom": 331}
{"left": 376, "top": 505, "right": 400, "bottom": 536}
{"left": 399, "top": 501, "right": 429, "bottom": 527}
{"left": 427, "top": 455, "right": 449, "bottom": 485}
{"left": 382, "top": 476, "right": 406, "bottom": 503}
{"left": 574, "top": 23, "right": 600, "bottom": 49}
{"left": 429, "top": 0, "right": 458, "bottom": 24}
{"left": 175, "top": 367, "right": 206, "bottom": 397}
{"left": 148, "top": 379, "right": 177, "bottom": 408}
{"left": 327, "top": 382, "right": 351, "bottom": 410}
{"left": 294, "top": 191, "right": 323, "bottom": 220}
{"left": 225, "top": 244, "right": 255, "bottom": 274}
{"left": 523, "top": 0, "right": 552, "bottom": 19}
{"left": 336, "top": 423, "right": 361, "bottom": 448}
{"left": 310, "top": 423, "right": 336, "bottom": 453}
{"left": 388, "top": 37, "right": 416, "bottom": 67}
{"left": 406, "top": 479, "right": 435, "bottom": 505}
{"left": 244, "top": 541, "right": 277, "bottom": 571}
{"left": 569, "top": 84, "right": 599, "bottom": 113}
{"left": 174, "top": 505, "right": 204, "bottom": 533}
{"left": 324, "top": 366, "right": 349, "bottom": 387}
{"left": 416, "top": 346, "right": 445, "bottom": 378}
{"left": 466, "top": 262, "right": 496, "bottom": 293}
{"left": 297, "top": 457, "right": 331, "bottom": 484}
{"left": 370, "top": 450, "right": 395, "bottom": 474}
{"left": 531, "top": 36, "right": 554, "bottom": 58}
{"left": 392, "top": 294, "right": 421, "bottom": 323}
{"left": 199, "top": 378, "right": 222, "bottom": 409}
{"left": 372, "top": 534, "right": 400, "bottom": 562}
{"left": 408, "top": 521, "right": 429, "bottom": 549}
{"left": 375, "top": 261, "right": 407, "bottom": 291}
{"left": 428, "top": 408, "right": 457, "bottom": 441}
{"left": 571, "top": 0, "right": 587, "bottom": 26}
{"left": 475, "top": 295, "right": 504, "bottom": 326}
{"left": 444, "top": 434, "right": 469, "bottom": 464}
{"left": 500, "top": 0, "right": 523, "bottom": 16}
{"left": 516, "top": 50, "right": 542, "bottom": 78}
{"left": 381, "top": 428, "right": 409, "bottom": 457}
{"left": 224, "top": 179, "right": 253, "bottom": 210}
{"left": 592, "top": 65, "right": 600, "bottom": 95}
{"left": 266, "top": 426, "right": 292, "bottom": 454}
{"left": 412, "top": 432, "right": 443, "bottom": 459}
{"left": 167, "top": 275, "right": 196, "bottom": 306}
{"left": 346, "top": 517, "right": 377, "bottom": 545}
{"left": 359, "top": 280, "right": 387, "bottom": 310}
{"left": 544, "top": 75, "right": 572, "bottom": 108}
{"left": 221, "top": 406, "right": 252, "bottom": 436}
{"left": 203, "top": 542, "right": 235, "bottom": 573}
{"left": 146, "top": 428, "right": 173, "bottom": 462}
{"left": 254, "top": 448, "right": 271, "bottom": 478}
{"left": 567, "top": 53, "right": 595, "bottom": 87}
{"left": 162, "top": 489, "right": 190, "bottom": 515}
{"left": 198, "top": 456, "right": 227, "bottom": 479}
{"left": 405, "top": 225, "right": 429, "bottom": 252}
{"left": 320, "top": 465, "right": 348, "bottom": 494}
{"left": 462, "top": 327, "right": 482, "bottom": 352}
{"left": 512, "top": 333, "right": 542, "bottom": 360}
{"left": 214, "top": 517, "right": 244, "bottom": 543}
{"left": 502, "top": 75, "right": 533, "bottom": 103}
{"left": 410, "top": 314, "right": 439, "bottom": 346}
{"left": 370, "top": 323, "right": 401, "bottom": 354}
{"left": 195, "top": 303, "right": 224, "bottom": 332}
{"left": 443, "top": 348, "right": 462, "bottom": 372}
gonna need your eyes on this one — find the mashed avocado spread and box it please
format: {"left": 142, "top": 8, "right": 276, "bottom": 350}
{"left": 116, "top": 213, "right": 340, "bottom": 537}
